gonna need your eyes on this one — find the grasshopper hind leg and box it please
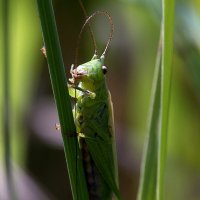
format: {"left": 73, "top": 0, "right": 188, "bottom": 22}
{"left": 80, "top": 138, "right": 112, "bottom": 200}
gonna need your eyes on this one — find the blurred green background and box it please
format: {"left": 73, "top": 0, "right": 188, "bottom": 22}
{"left": 1, "top": 0, "right": 200, "bottom": 199}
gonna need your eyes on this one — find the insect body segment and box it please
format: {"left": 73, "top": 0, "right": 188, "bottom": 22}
{"left": 68, "top": 55, "right": 121, "bottom": 200}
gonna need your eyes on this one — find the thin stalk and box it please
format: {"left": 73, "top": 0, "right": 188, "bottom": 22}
{"left": 137, "top": 33, "right": 162, "bottom": 200}
{"left": 36, "top": 1, "right": 89, "bottom": 199}
{"left": 3, "top": 0, "right": 16, "bottom": 199}
{"left": 157, "top": 0, "right": 175, "bottom": 199}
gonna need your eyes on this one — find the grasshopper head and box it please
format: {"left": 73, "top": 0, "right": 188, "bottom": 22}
{"left": 70, "top": 55, "right": 107, "bottom": 84}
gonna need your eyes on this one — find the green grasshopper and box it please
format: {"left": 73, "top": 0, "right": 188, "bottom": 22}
{"left": 68, "top": 11, "right": 121, "bottom": 200}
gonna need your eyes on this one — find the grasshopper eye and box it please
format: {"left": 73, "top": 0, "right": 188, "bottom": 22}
{"left": 102, "top": 66, "right": 107, "bottom": 74}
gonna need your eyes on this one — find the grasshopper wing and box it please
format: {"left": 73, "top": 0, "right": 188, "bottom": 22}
{"left": 85, "top": 92, "right": 121, "bottom": 200}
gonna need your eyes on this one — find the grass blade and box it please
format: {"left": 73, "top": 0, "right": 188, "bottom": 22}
{"left": 36, "top": 1, "right": 89, "bottom": 199}
{"left": 137, "top": 0, "right": 175, "bottom": 198}
{"left": 157, "top": 0, "right": 175, "bottom": 199}
{"left": 2, "top": 0, "right": 16, "bottom": 199}
{"left": 137, "top": 35, "right": 162, "bottom": 200}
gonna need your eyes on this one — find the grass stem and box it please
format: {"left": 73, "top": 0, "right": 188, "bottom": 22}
{"left": 36, "top": 1, "right": 89, "bottom": 199}
{"left": 157, "top": 0, "right": 175, "bottom": 199}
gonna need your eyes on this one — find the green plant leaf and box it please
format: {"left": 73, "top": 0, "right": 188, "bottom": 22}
{"left": 36, "top": 1, "right": 89, "bottom": 199}
{"left": 157, "top": 0, "right": 175, "bottom": 199}
{"left": 137, "top": 0, "right": 175, "bottom": 199}
{"left": 137, "top": 36, "right": 162, "bottom": 200}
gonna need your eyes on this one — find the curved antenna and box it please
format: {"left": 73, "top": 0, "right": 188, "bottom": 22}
{"left": 78, "top": 0, "right": 98, "bottom": 55}
{"left": 75, "top": 11, "right": 114, "bottom": 67}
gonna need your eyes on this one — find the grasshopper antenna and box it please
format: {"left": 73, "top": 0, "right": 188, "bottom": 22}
{"left": 78, "top": 0, "right": 98, "bottom": 55}
{"left": 75, "top": 11, "right": 114, "bottom": 67}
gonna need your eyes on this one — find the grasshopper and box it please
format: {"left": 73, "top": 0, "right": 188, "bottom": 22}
{"left": 68, "top": 11, "right": 122, "bottom": 200}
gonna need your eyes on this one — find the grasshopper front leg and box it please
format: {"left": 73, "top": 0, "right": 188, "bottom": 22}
{"left": 68, "top": 84, "right": 96, "bottom": 99}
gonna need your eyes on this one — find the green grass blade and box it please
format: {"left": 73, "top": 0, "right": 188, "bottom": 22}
{"left": 157, "top": 0, "right": 175, "bottom": 199}
{"left": 137, "top": 36, "right": 162, "bottom": 200}
{"left": 2, "top": 0, "right": 16, "bottom": 199}
{"left": 36, "top": 1, "right": 89, "bottom": 199}
{"left": 138, "top": 0, "right": 175, "bottom": 198}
